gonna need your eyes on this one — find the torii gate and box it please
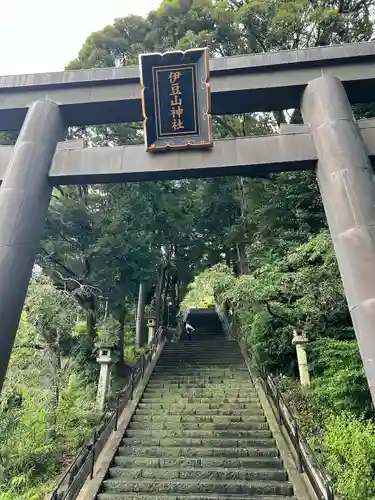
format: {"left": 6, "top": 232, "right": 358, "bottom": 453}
{"left": 1, "top": 41, "right": 375, "bottom": 405}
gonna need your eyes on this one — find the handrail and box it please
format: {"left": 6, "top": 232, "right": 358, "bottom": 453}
{"left": 219, "top": 309, "right": 335, "bottom": 500}
{"left": 250, "top": 351, "right": 335, "bottom": 500}
{"left": 49, "top": 326, "right": 166, "bottom": 500}
{"left": 214, "top": 305, "right": 231, "bottom": 338}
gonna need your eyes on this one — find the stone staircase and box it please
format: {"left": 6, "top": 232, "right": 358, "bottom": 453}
{"left": 184, "top": 308, "right": 224, "bottom": 336}
{"left": 97, "top": 333, "right": 297, "bottom": 500}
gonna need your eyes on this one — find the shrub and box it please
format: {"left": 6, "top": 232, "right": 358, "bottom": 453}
{"left": 322, "top": 414, "right": 375, "bottom": 500}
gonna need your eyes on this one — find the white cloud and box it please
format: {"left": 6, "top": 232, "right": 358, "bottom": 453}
{"left": 0, "top": 0, "right": 160, "bottom": 75}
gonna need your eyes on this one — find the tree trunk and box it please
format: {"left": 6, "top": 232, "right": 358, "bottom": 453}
{"left": 136, "top": 282, "right": 147, "bottom": 348}
{"left": 118, "top": 311, "right": 125, "bottom": 366}
{"left": 86, "top": 308, "right": 96, "bottom": 339}
{"left": 179, "top": 279, "right": 189, "bottom": 306}
{"left": 169, "top": 275, "right": 179, "bottom": 327}
{"left": 236, "top": 242, "right": 249, "bottom": 275}
{"left": 236, "top": 176, "right": 250, "bottom": 274}
{"left": 225, "top": 250, "right": 231, "bottom": 267}
{"left": 47, "top": 346, "right": 61, "bottom": 439}
{"left": 155, "top": 267, "right": 165, "bottom": 329}
{"left": 163, "top": 273, "right": 172, "bottom": 326}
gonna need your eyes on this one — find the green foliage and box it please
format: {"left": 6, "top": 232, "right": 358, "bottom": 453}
{"left": 0, "top": 278, "right": 99, "bottom": 499}
{"left": 96, "top": 316, "right": 120, "bottom": 347}
{"left": 276, "top": 376, "right": 324, "bottom": 438}
{"left": 123, "top": 346, "right": 146, "bottom": 365}
{"left": 310, "top": 339, "right": 371, "bottom": 417}
{"left": 279, "top": 378, "right": 375, "bottom": 500}
{"left": 179, "top": 264, "right": 235, "bottom": 311}
{"left": 322, "top": 415, "right": 375, "bottom": 500}
{"left": 215, "top": 231, "right": 350, "bottom": 373}
{"left": 26, "top": 276, "right": 79, "bottom": 347}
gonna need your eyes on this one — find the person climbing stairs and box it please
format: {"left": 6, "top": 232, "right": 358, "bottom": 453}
{"left": 97, "top": 330, "right": 297, "bottom": 499}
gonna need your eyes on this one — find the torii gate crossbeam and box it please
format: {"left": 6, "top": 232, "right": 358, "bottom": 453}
{"left": 0, "top": 41, "right": 375, "bottom": 130}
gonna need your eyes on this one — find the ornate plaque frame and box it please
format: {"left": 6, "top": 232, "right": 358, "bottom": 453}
{"left": 139, "top": 48, "right": 212, "bottom": 152}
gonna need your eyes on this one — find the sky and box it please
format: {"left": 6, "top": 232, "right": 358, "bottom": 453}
{"left": 0, "top": 0, "right": 160, "bottom": 76}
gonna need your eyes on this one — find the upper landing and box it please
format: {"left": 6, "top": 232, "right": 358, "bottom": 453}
{"left": 184, "top": 308, "right": 225, "bottom": 337}
{"left": 0, "top": 41, "right": 375, "bottom": 130}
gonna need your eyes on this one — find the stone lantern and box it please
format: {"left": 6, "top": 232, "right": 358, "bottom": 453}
{"left": 292, "top": 329, "right": 310, "bottom": 388}
{"left": 147, "top": 317, "right": 156, "bottom": 344}
{"left": 96, "top": 346, "right": 113, "bottom": 411}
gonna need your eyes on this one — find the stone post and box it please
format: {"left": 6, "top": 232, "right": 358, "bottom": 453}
{"left": 292, "top": 330, "right": 310, "bottom": 388}
{"left": 147, "top": 317, "right": 156, "bottom": 344}
{"left": 0, "top": 100, "right": 66, "bottom": 392}
{"left": 301, "top": 76, "right": 375, "bottom": 405}
{"left": 96, "top": 347, "right": 112, "bottom": 412}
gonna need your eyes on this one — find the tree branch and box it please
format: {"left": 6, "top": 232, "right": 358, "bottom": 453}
{"left": 14, "top": 343, "right": 44, "bottom": 350}
{"left": 264, "top": 300, "right": 295, "bottom": 326}
{"left": 39, "top": 249, "right": 78, "bottom": 279}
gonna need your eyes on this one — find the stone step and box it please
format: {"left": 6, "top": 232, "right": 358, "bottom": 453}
{"left": 164, "top": 341, "right": 236, "bottom": 344}
{"left": 122, "top": 437, "right": 275, "bottom": 448}
{"left": 158, "top": 354, "right": 244, "bottom": 357}
{"left": 148, "top": 377, "right": 250, "bottom": 383}
{"left": 147, "top": 374, "right": 254, "bottom": 382}
{"left": 142, "top": 394, "right": 257, "bottom": 401}
{"left": 161, "top": 348, "right": 240, "bottom": 351}
{"left": 149, "top": 376, "right": 250, "bottom": 381}
{"left": 152, "top": 366, "right": 248, "bottom": 371}
{"left": 137, "top": 403, "right": 259, "bottom": 410}
{"left": 145, "top": 388, "right": 254, "bottom": 393}
{"left": 135, "top": 408, "right": 264, "bottom": 416}
{"left": 113, "top": 456, "right": 284, "bottom": 470}
{"left": 163, "top": 340, "right": 233, "bottom": 345}
{"left": 160, "top": 356, "right": 244, "bottom": 364}
{"left": 160, "top": 356, "right": 244, "bottom": 363}
{"left": 162, "top": 346, "right": 239, "bottom": 350}
{"left": 150, "top": 378, "right": 250, "bottom": 383}
{"left": 142, "top": 392, "right": 258, "bottom": 399}
{"left": 128, "top": 421, "right": 269, "bottom": 431}
{"left": 161, "top": 350, "right": 241, "bottom": 354}
{"left": 155, "top": 367, "right": 246, "bottom": 372}
{"left": 157, "top": 363, "right": 246, "bottom": 367}
{"left": 108, "top": 467, "right": 288, "bottom": 482}
{"left": 152, "top": 371, "right": 249, "bottom": 377}
{"left": 158, "top": 361, "right": 244, "bottom": 366}
{"left": 141, "top": 397, "right": 258, "bottom": 404}
{"left": 125, "top": 429, "right": 272, "bottom": 439}
{"left": 150, "top": 377, "right": 249, "bottom": 382}
{"left": 145, "top": 384, "right": 254, "bottom": 391}
{"left": 101, "top": 479, "right": 293, "bottom": 496}
{"left": 144, "top": 385, "right": 255, "bottom": 392}
{"left": 98, "top": 494, "right": 296, "bottom": 500}
{"left": 131, "top": 415, "right": 266, "bottom": 424}
{"left": 117, "top": 446, "right": 277, "bottom": 458}
{"left": 159, "top": 352, "right": 242, "bottom": 356}
{"left": 146, "top": 384, "right": 252, "bottom": 390}
{"left": 160, "top": 358, "right": 243, "bottom": 362}
{"left": 151, "top": 372, "right": 249, "bottom": 377}
{"left": 154, "top": 365, "right": 248, "bottom": 369}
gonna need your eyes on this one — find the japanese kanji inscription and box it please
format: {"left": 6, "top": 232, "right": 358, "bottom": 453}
{"left": 139, "top": 48, "right": 212, "bottom": 152}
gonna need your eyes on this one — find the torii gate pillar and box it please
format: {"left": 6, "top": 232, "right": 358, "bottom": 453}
{"left": 0, "top": 100, "right": 66, "bottom": 391}
{"left": 302, "top": 76, "right": 375, "bottom": 405}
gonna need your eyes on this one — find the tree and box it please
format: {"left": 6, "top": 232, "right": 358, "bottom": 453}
{"left": 0, "top": 277, "right": 98, "bottom": 498}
